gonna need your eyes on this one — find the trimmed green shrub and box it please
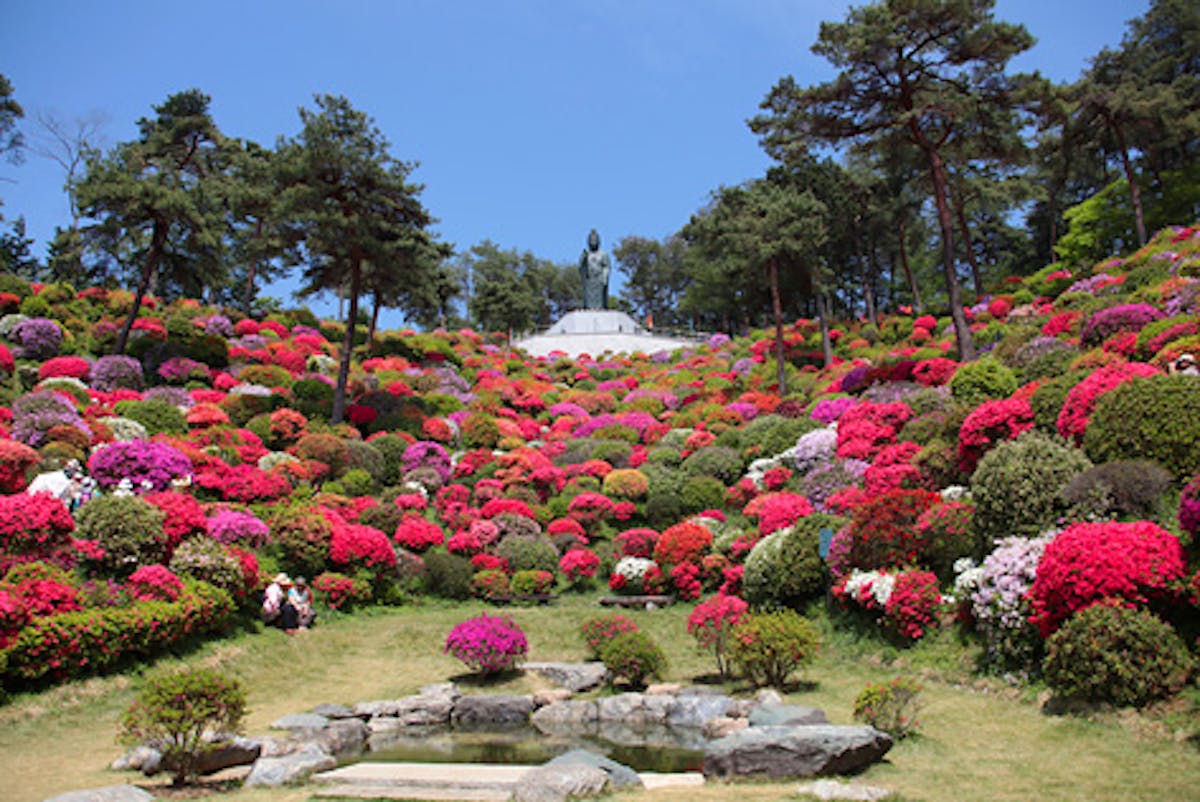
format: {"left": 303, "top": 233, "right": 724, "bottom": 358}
{"left": 168, "top": 537, "right": 244, "bottom": 596}
{"left": 1085, "top": 375, "right": 1200, "bottom": 480}
{"left": 598, "top": 629, "right": 667, "bottom": 689}
{"left": 742, "top": 514, "right": 842, "bottom": 609}
{"left": 74, "top": 495, "right": 168, "bottom": 577}
{"left": 268, "top": 507, "right": 333, "bottom": 579}
{"left": 681, "top": 446, "right": 744, "bottom": 485}
{"left": 1042, "top": 605, "right": 1193, "bottom": 708}
{"left": 1030, "top": 369, "right": 1089, "bottom": 434}
{"left": 292, "top": 433, "right": 350, "bottom": 479}
{"left": 119, "top": 666, "right": 247, "bottom": 787}
{"left": 291, "top": 378, "right": 334, "bottom": 420}
{"left": 112, "top": 399, "right": 187, "bottom": 436}
{"left": 949, "top": 357, "right": 1017, "bottom": 404}
{"left": 679, "top": 475, "right": 727, "bottom": 515}
{"left": 1059, "top": 460, "right": 1174, "bottom": 523}
{"left": 369, "top": 434, "right": 410, "bottom": 486}
{"left": 728, "top": 608, "right": 820, "bottom": 689}
{"left": 422, "top": 551, "right": 474, "bottom": 600}
{"left": 971, "top": 431, "right": 1092, "bottom": 542}
{"left": 495, "top": 536, "right": 558, "bottom": 574}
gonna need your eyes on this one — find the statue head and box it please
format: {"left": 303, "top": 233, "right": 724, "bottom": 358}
{"left": 587, "top": 229, "right": 600, "bottom": 251}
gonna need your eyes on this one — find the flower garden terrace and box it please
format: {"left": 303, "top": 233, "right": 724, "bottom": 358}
{"left": 0, "top": 222, "right": 1197, "bottom": 715}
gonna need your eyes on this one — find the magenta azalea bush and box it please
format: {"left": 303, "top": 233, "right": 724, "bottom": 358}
{"left": 88, "top": 440, "right": 194, "bottom": 492}
{"left": 443, "top": 613, "right": 529, "bottom": 675}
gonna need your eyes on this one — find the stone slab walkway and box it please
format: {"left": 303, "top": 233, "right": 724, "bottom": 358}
{"left": 311, "top": 761, "right": 704, "bottom": 801}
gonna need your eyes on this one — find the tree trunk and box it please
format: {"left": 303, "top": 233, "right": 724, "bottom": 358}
{"left": 816, "top": 292, "right": 834, "bottom": 367}
{"left": 863, "top": 237, "right": 879, "bottom": 326}
{"left": 242, "top": 218, "right": 262, "bottom": 316}
{"left": 368, "top": 290, "right": 381, "bottom": 355}
{"left": 1047, "top": 182, "right": 1059, "bottom": 255}
{"left": 956, "top": 200, "right": 984, "bottom": 298}
{"left": 1110, "top": 120, "right": 1147, "bottom": 246}
{"left": 924, "top": 146, "right": 976, "bottom": 360}
{"left": 897, "top": 218, "right": 923, "bottom": 312}
{"left": 115, "top": 219, "right": 167, "bottom": 355}
{"left": 768, "top": 259, "right": 787, "bottom": 395}
{"left": 331, "top": 258, "right": 361, "bottom": 425}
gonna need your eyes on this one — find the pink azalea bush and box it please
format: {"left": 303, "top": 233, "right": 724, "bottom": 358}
{"left": 443, "top": 613, "right": 528, "bottom": 675}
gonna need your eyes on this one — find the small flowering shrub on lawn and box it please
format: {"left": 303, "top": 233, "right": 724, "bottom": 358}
{"left": 558, "top": 548, "right": 600, "bottom": 587}
{"left": 853, "top": 676, "right": 923, "bottom": 739}
{"left": 963, "top": 534, "right": 1054, "bottom": 674}
{"left": 510, "top": 569, "right": 554, "bottom": 596}
{"left": 1042, "top": 604, "right": 1193, "bottom": 708}
{"left": 598, "top": 629, "right": 667, "bottom": 689}
{"left": 119, "top": 667, "right": 247, "bottom": 787}
{"left": 833, "top": 568, "right": 943, "bottom": 642}
{"left": 653, "top": 520, "right": 713, "bottom": 569}
{"left": 580, "top": 612, "right": 639, "bottom": 659}
{"left": 443, "top": 613, "right": 528, "bottom": 676}
{"left": 312, "top": 571, "right": 372, "bottom": 610}
{"left": 728, "top": 608, "right": 820, "bottom": 689}
{"left": 687, "top": 593, "right": 749, "bottom": 679}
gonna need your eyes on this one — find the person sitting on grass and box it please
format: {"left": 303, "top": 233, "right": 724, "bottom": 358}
{"left": 289, "top": 575, "right": 316, "bottom": 630}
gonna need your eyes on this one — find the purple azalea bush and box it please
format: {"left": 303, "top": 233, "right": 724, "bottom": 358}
{"left": 91, "top": 355, "right": 144, "bottom": 392}
{"left": 810, "top": 396, "right": 858, "bottom": 425}
{"left": 88, "top": 440, "right": 193, "bottom": 492}
{"left": 443, "top": 613, "right": 529, "bottom": 675}
{"left": 402, "top": 441, "right": 452, "bottom": 485}
{"left": 9, "top": 317, "right": 63, "bottom": 360}
{"left": 966, "top": 533, "right": 1055, "bottom": 673}
{"left": 207, "top": 509, "right": 270, "bottom": 548}
{"left": 11, "top": 390, "right": 89, "bottom": 447}
{"left": 1080, "top": 303, "right": 1164, "bottom": 346}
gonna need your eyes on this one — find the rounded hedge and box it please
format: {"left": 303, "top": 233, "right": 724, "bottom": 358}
{"left": 597, "top": 629, "right": 667, "bottom": 689}
{"left": 742, "top": 513, "right": 842, "bottom": 609}
{"left": 1084, "top": 374, "right": 1200, "bottom": 480}
{"left": 970, "top": 431, "right": 1091, "bottom": 542}
{"left": 949, "top": 357, "right": 1018, "bottom": 404}
{"left": 74, "top": 495, "right": 167, "bottom": 577}
{"left": 1043, "top": 605, "right": 1193, "bottom": 708}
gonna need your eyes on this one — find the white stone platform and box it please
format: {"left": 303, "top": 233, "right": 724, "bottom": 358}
{"left": 515, "top": 310, "right": 698, "bottom": 359}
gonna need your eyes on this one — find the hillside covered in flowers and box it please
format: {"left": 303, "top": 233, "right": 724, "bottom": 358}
{"left": 0, "top": 222, "right": 1198, "bottom": 708}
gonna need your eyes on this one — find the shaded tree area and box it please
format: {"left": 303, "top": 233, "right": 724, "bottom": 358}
{"left": 464, "top": 240, "right": 578, "bottom": 336}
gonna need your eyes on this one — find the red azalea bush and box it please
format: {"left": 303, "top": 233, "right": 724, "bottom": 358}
{"left": 126, "top": 564, "right": 184, "bottom": 602}
{"left": 687, "top": 593, "right": 749, "bottom": 678}
{"left": 0, "top": 492, "right": 76, "bottom": 565}
{"left": 7, "top": 575, "right": 82, "bottom": 618}
{"left": 845, "top": 488, "right": 941, "bottom": 572}
{"left": 653, "top": 521, "right": 713, "bottom": 569}
{"left": 669, "top": 561, "right": 703, "bottom": 600}
{"left": 1056, "top": 361, "right": 1160, "bottom": 444}
{"left": 312, "top": 571, "right": 372, "bottom": 611}
{"left": 912, "top": 358, "right": 958, "bottom": 387}
{"left": 836, "top": 402, "right": 913, "bottom": 461}
{"left": 194, "top": 463, "right": 292, "bottom": 503}
{"left": 567, "top": 492, "right": 616, "bottom": 529}
{"left": 1029, "top": 520, "right": 1187, "bottom": 637}
{"left": 330, "top": 523, "right": 398, "bottom": 572}
{"left": 38, "top": 355, "right": 91, "bottom": 382}
{"left": 394, "top": 514, "right": 445, "bottom": 552}
{"left": 559, "top": 547, "right": 600, "bottom": 584}
{"left": 145, "top": 491, "right": 208, "bottom": 555}
{"left": 0, "top": 439, "right": 40, "bottom": 492}
{"left": 580, "top": 612, "right": 639, "bottom": 658}
{"left": 863, "top": 441, "right": 923, "bottom": 495}
{"left": 0, "top": 587, "right": 31, "bottom": 648}
{"left": 882, "top": 570, "right": 942, "bottom": 640}
{"left": 957, "top": 397, "right": 1035, "bottom": 474}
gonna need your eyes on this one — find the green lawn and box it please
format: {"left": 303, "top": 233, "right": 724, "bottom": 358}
{"left": 2, "top": 596, "right": 1197, "bottom": 802}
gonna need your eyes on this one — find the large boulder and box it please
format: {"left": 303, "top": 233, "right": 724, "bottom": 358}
{"left": 795, "top": 778, "right": 895, "bottom": 801}
{"left": 512, "top": 763, "right": 609, "bottom": 802}
{"left": 43, "top": 786, "right": 155, "bottom": 802}
{"left": 748, "top": 704, "right": 829, "bottom": 727}
{"left": 702, "top": 725, "right": 892, "bottom": 779}
{"left": 546, "top": 749, "right": 642, "bottom": 790}
{"left": 303, "top": 718, "right": 370, "bottom": 757}
{"left": 310, "top": 702, "right": 358, "bottom": 719}
{"left": 523, "top": 662, "right": 609, "bottom": 692}
{"left": 451, "top": 694, "right": 535, "bottom": 727}
{"left": 666, "top": 692, "right": 737, "bottom": 728}
{"left": 243, "top": 743, "right": 336, "bottom": 787}
{"left": 531, "top": 699, "right": 599, "bottom": 731}
{"left": 271, "top": 712, "right": 329, "bottom": 730}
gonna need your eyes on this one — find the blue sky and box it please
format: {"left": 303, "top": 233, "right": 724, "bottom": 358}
{"left": 2, "top": 0, "right": 1148, "bottom": 326}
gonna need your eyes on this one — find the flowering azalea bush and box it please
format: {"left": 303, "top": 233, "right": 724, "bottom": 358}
{"left": 206, "top": 509, "right": 270, "bottom": 548}
{"left": 609, "top": 556, "right": 666, "bottom": 595}
{"left": 330, "top": 523, "right": 397, "bottom": 572}
{"left": 559, "top": 547, "right": 600, "bottom": 585}
{"left": 687, "top": 593, "right": 749, "bottom": 678}
{"left": 844, "top": 488, "right": 940, "bottom": 572}
{"left": 1028, "top": 520, "right": 1187, "bottom": 637}
{"left": 443, "top": 613, "right": 528, "bottom": 675}
{"left": 88, "top": 440, "right": 193, "bottom": 493}
{"left": 833, "top": 567, "right": 943, "bottom": 642}
{"left": 394, "top": 514, "right": 445, "bottom": 552}
{"left": 126, "top": 564, "right": 184, "bottom": 602}
{"left": 312, "top": 571, "right": 372, "bottom": 610}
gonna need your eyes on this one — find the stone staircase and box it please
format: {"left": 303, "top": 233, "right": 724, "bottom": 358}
{"left": 310, "top": 761, "right": 704, "bottom": 801}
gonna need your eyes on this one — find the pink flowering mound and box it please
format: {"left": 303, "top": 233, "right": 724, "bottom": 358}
{"left": 1056, "top": 361, "right": 1160, "bottom": 444}
{"left": 0, "top": 492, "right": 75, "bottom": 565}
{"left": 559, "top": 547, "right": 600, "bottom": 583}
{"left": 883, "top": 569, "right": 942, "bottom": 640}
{"left": 614, "top": 527, "right": 659, "bottom": 558}
{"left": 0, "top": 439, "right": 40, "bottom": 493}
{"left": 748, "top": 492, "right": 815, "bottom": 536}
{"left": 836, "top": 401, "right": 913, "bottom": 461}
{"left": 443, "top": 613, "right": 528, "bottom": 675}
{"left": 1180, "top": 473, "right": 1200, "bottom": 541}
{"left": 1029, "top": 520, "right": 1187, "bottom": 637}
{"left": 394, "top": 514, "right": 445, "bottom": 552}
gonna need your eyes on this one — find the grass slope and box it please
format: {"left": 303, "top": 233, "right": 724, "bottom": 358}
{"left": 1, "top": 596, "right": 1197, "bottom": 802}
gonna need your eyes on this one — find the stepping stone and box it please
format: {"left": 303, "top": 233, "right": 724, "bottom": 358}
{"left": 313, "top": 783, "right": 512, "bottom": 801}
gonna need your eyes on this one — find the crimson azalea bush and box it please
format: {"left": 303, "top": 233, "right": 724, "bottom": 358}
{"left": 614, "top": 527, "right": 658, "bottom": 558}
{"left": 0, "top": 439, "right": 40, "bottom": 492}
{"left": 127, "top": 564, "right": 184, "bottom": 602}
{"left": 0, "top": 492, "right": 75, "bottom": 566}
{"left": 312, "top": 571, "right": 372, "bottom": 610}
{"left": 443, "top": 613, "right": 528, "bottom": 675}
{"left": 653, "top": 520, "right": 713, "bottom": 569}
{"left": 1028, "top": 520, "right": 1187, "bottom": 637}
{"left": 844, "top": 488, "right": 940, "bottom": 572}
{"left": 749, "top": 492, "right": 815, "bottom": 536}
{"left": 394, "top": 514, "right": 446, "bottom": 553}
{"left": 559, "top": 547, "right": 600, "bottom": 585}
{"left": 835, "top": 401, "right": 913, "bottom": 461}
{"left": 1056, "top": 361, "right": 1160, "bottom": 444}
{"left": 329, "top": 523, "right": 397, "bottom": 573}
{"left": 957, "top": 397, "right": 1034, "bottom": 474}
